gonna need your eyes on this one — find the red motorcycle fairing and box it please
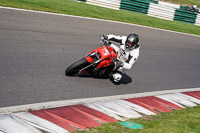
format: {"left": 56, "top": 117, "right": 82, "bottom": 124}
{"left": 86, "top": 45, "right": 118, "bottom": 69}
{"left": 65, "top": 43, "right": 118, "bottom": 76}
{"left": 85, "top": 56, "right": 93, "bottom": 63}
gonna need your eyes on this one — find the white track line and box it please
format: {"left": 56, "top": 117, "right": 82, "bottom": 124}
{"left": 0, "top": 88, "right": 200, "bottom": 114}
{"left": 0, "top": 6, "right": 200, "bottom": 38}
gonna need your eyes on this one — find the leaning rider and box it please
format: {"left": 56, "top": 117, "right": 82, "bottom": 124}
{"left": 100, "top": 33, "right": 140, "bottom": 83}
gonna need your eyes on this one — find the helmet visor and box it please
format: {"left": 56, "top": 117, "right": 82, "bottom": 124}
{"left": 126, "top": 42, "right": 133, "bottom": 47}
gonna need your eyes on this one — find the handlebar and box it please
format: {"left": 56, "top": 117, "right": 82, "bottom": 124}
{"left": 100, "top": 39, "right": 110, "bottom": 47}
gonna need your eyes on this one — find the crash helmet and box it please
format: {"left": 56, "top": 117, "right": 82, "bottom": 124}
{"left": 125, "top": 33, "right": 139, "bottom": 51}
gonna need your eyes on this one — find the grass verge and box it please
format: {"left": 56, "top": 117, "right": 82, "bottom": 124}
{"left": 160, "top": 0, "right": 200, "bottom": 7}
{"left": 0, "top": 0, "right": 200, "bottom": 36}
{"left": 74, "top": 105, "right": 200, "bottom": 133}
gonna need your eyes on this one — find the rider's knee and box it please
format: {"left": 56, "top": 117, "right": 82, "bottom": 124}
{"left": 112, "top": 72, "right": 123, "bottom": 82}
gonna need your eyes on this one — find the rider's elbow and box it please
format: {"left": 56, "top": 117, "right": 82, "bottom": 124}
{"left": 123, "top": 63, "right": 132, "bottom": 70}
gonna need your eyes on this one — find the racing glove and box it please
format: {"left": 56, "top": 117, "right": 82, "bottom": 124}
{"left": 100, "top": 34, "right": 110, "bottom": 46}
{"left": 100, "top": 34, "right": 108, "bottom": 40}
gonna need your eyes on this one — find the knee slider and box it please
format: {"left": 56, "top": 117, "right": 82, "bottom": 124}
{"left": 113, "top": 73, "right": 122, "bottom": 82}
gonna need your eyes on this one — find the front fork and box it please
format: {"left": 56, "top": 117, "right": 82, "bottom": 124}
{"left": 79, "top": 52, "right": 101, "bottom": 73}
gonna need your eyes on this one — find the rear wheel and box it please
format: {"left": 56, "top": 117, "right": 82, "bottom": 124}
{"left": 65, "top": 58, "right": 89, "bottom": 76}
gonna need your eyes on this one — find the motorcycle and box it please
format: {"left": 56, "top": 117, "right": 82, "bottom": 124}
{"left": 65, "top": 40, "right": 118, "bottom": 78}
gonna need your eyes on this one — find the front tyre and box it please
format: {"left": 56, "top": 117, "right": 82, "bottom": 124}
{"left": 65, "top": 58, "right": 89, "bottom": 76}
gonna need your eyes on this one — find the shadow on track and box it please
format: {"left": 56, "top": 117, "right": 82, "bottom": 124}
{"left": 109, "top": 73, "right": 132, "bottom": 85}
{"left": 71, "top": 73, "right": 132, "bottom": 85}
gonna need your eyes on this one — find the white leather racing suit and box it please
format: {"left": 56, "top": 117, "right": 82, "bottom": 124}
{"left": 107, "top": 34, "right": 140, "bottom": 82}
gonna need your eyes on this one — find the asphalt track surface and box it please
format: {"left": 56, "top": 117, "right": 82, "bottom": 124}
{"left": 0, "top": 7, "right": 200, "bottom": 108}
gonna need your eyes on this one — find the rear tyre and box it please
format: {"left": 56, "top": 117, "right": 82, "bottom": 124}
{"left": 65, "top": 58, "right": 89, "bottom": 76}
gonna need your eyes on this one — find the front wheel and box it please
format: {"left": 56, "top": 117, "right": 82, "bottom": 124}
{"left": 65, "top": 58, "right": 89, "bottom": 76}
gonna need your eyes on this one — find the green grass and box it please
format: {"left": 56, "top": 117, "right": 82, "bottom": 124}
{"left": 0, "top": 0, "right": 200, "bottom": 36}
{"left": 74, "top": 105, "right": 200, "bottom": 133}
{"left": 161, "top": 0, "right": 200, "bottom": 7}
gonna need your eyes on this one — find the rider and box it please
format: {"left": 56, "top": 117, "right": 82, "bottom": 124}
{"left": 100, "top": 33, "right": 140, "bottom": 83}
